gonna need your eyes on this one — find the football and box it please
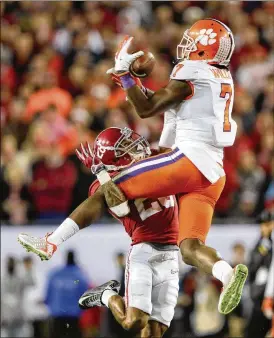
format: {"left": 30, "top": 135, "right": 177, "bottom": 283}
{"left": 129, "top": 51, "right": 156, "bottom": 78}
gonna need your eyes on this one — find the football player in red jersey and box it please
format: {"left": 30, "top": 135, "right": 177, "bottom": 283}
{"left": 18, "top": 127, "right": 179, "bottom": 338}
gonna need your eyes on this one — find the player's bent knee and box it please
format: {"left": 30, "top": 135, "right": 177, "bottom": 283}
{"left": 180, "top": 238, "right": 201, "bottom": 264}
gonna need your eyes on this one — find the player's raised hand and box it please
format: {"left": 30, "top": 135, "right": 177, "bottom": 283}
{"left": 75, "top": 142, "right": 93, "bottom": 169}
{"left": 113, "top": 35, "right": 144, "bottom": 74}
{"left": 76, "top": 143, "right": 129, "bottom": 217}
{"left": 76, "top": 143, "right": 107, "bottom": 175}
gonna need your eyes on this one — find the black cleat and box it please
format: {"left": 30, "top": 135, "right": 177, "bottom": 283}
{"left": 78, "top": 280, "right": 120, "bottom": 309}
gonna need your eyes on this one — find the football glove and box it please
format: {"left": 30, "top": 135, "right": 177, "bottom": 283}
{"left": 110, "top": 35, "right": 144, "bottom": 74}
{"left": 75, "top": 143, "right": 130, "bottom": 217}
{"left": 75, "top": 142, "right": 93, "bottom": 170}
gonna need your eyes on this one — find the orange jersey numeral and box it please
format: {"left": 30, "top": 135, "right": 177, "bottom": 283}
{"left": 220, "top": 83, "right": 232, "bottom": 132}
{"left": 172, "top": 63, "right": 184, "bottom": 77}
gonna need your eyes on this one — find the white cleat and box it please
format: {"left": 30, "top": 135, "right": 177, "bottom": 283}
{"left": 218, "top": 264, "right": 248, "bottom": 315}
{"left": 17, "top": 233, "right": 57, "bottom": 261}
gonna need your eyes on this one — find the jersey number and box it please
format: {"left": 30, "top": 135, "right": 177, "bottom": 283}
{"left": 134, "top": 197, "right": 174, "bottom": 221}
{"left": 220, "top": 83, "right": 232, "bottom": 132}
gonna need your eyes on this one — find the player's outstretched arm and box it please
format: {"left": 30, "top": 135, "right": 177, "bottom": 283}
{"left": 71, "top": 177, "right": 129, "bottom": 221}
{"left": 69, "top": 189, "right": 104, "bottom": 229}
{"left": 126, "top": 79, "right": 192, "bottom": 118}
{"left": 56, "top": 181, "right": 126, "bottom": 233}
{"left": 18, "top": 183, "right": 127, "bottom": 260}
{"left": 110, "top": 35, "right": 192, "bottom": 118}
{"left": 17, "top": 190, "right": 105, "bottom": 261}
{"left": 18, "top": 142, "right": 130, "bottom": 260}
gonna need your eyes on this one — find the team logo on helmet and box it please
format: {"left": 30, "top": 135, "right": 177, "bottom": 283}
{"left": 195, "top": 29, "right": 217, "bottom": 46}
{"left": 96, "top": 140, "right": 114, "bottom": 159}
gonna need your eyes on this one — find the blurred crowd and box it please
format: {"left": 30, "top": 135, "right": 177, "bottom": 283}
{"left": 1, "top": 250, "right": 101, "bottom": 338}
{"left": 1, "top": 1, "right": 274, "bottom": 225}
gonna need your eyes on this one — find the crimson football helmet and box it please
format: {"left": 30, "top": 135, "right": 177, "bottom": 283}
{"left": 91, "top": 127, "right": 151, "bottom": 173}
{"left": 177, "top": 18, "right": 235, "bottom": 66}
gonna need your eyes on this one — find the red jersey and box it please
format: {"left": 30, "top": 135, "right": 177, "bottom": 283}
{"left": 89, "top": 179, "right": 179, "bottom": 245}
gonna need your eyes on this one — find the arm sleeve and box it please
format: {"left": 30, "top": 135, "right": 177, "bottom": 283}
{"left": 159, "top": 109, "right": 176, "bottom": 148}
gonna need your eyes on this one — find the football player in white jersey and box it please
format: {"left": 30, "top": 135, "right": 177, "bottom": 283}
{"left": 104, "top": 18, "right": 248, "bottom": 315}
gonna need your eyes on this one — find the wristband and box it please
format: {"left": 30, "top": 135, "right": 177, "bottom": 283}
{"left": 120, "top": 73, "right": 136, "bottom": 90}
{"left": 97, "top": 169, "right": 111, "bottom": 185}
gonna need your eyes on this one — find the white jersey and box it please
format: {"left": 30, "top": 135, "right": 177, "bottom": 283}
{"left": 159, "top": 60, "right": 237, "bottom": 183}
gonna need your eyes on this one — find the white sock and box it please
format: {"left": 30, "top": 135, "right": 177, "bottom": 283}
{"left": 212, "top": 260, "right": 233, "bottom": 286}
{"left": 101, "top": 289, "right": 118, "bottom": 308}
{"left": 47, "top": 218, "right": 79, "bottom": 246}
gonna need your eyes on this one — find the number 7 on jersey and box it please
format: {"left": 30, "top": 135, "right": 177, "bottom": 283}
{"left": 220, "top": 83, "right": 232, "bottom": 132}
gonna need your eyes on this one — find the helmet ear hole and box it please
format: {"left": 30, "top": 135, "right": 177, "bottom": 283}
{"left": 198, "top": 51, "right": 205, "bottom": 57}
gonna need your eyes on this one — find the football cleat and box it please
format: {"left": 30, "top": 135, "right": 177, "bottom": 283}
{"left": 79, "top": 280, "right": 121, "bottom": 309}
{"left": 218, "top": 264, "right": 248, "bottom": 315}
{"left": 17, "top": 233, "right": 57, "bottom": 261}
